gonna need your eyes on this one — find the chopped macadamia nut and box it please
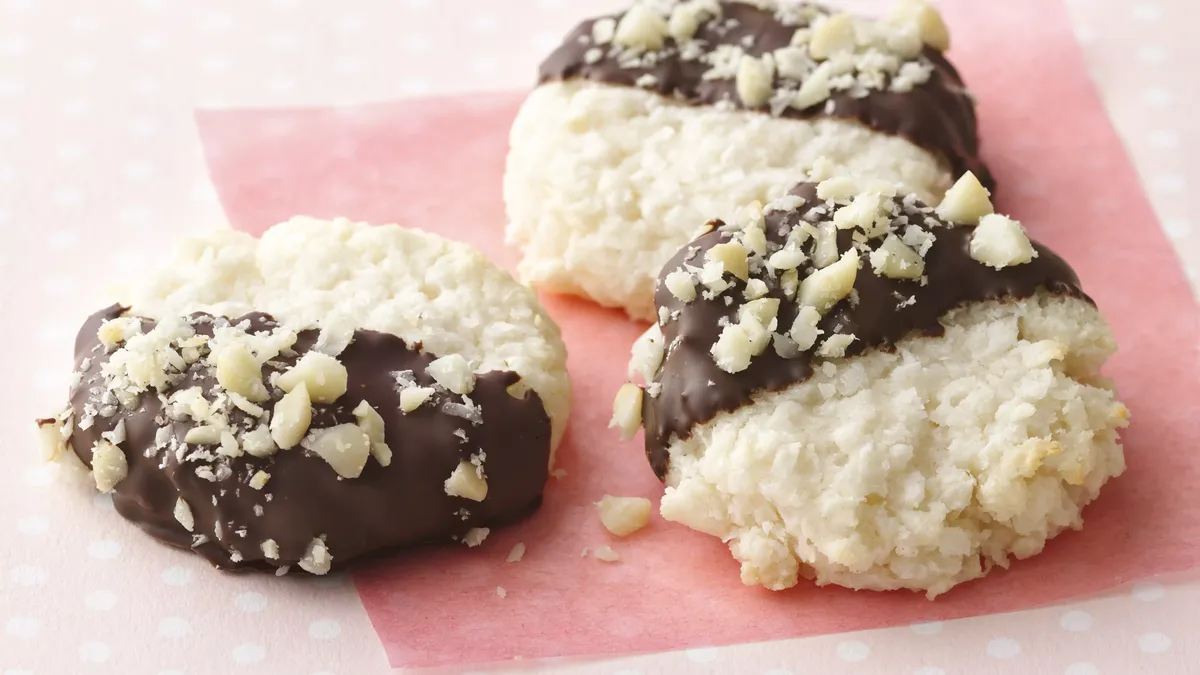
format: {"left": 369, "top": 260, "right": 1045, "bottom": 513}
{"left": 614, "top": 3, "right": 668, "bottom": 51}
{"left": 96, "top": 316, "right": 142, "bottom": 348}
{"left": 711, "top": 317, "right": 771, "bottom": 373}
{"left": 352, "top": 400, "right": 391, "bottom": 467}
{"left": 610, "top": 383, "right": 644, "bottom": 441}
{"left": 891, "top": 0, "right": 950, "bottom": 51}
{"left": 706, "top": 241, "right": 750, "bottom": 281}
{"left": 298, "top": 537, "right": 332, "bottom": 575}
{"left": 270, "top": 382, "right": 312, "bottom": 450}
{"left": 768, "top": 248, "right": 806, "bottom": 271}
{"left": 668, "top": 2, "right": 706, "bottom": 41}
{"left": 593, "top": 546, "right": 620, "bottom": 563}
{"left": 781, "top": 268, "right": 800, "bottom": 298}
{"left": 833, "top": 192, "right": 889, "bottom": 234}
{"left": 445, "top": 460, "right": 488, "bottom": 502}
{"left": 970, "top": 214, "right": 1038, "bottom": 269}
{"left": 793, "top": 64, "right": 832, "bottom": 109}
{"left": 789, "top": 305, "right": 824, "bottom": 351}
{"left": 303, "top": 424, "right": 371, "bottom": 479}
{"left": 249, "top": 470, "right": 271, "bottom": 490}
{"left": 507, "top": 542, "right": 526, "bottom": 563}
{"left": 936, "top": 171, "right": 994, "bottom": 225}
{"left": 261, "top": 539, "right": 280, "bottom": 560}
{"left": 215, "top": 343, "right": 269, "bottom": 403}
{"left": 870, "top": 234, "right": 925, "bottom": 279}
{"left": 664, "top": 270, "right": 698, "bottom": 302}
{"left": 595, "top": 495, "right": 652, "bottom": 536}
{"left": 743, "top": 278, "right": 770, "bottom": 300}
{"left": 592, "top": 17, "right": 617, "bottom": 44}
{"left": 276, "top": 352, "right": 348, "bottom": 404}
{"left": 816, "top": 175, "right": 860, "bottom": 201}
{"left": 91, "top": 440, "right": 128, "bottom": 493}
{"left": 496, "top": 586, "right": 507, "bottom": 599}
{"left": 818, "top": 333, "right": 857, "bottom": 358}
{"left": 629, "top": 325, "right": 666, "bottom": 381}
{"left": 800, "top": 248, "right": 860, "bottom": 314}
{"left": 36, "top": 413, "right": 71, "bottom": 463}
{"left": 184, "top": 424, "right": 224, "bottom": 446}
{"left": 739, "top": 297, "right": 780, "bottom": 328}
{"left": 464, "top": 527, "right": 490, "bottom": 547}
{"left": 399, "top": 386, "right": 435, "bottom": 413}
{"left": 242, "top": 425, "right": 277, "bottom": 458}
{"left": 426, "top": 354, "right": 476, "bottom": 395}
{"left": 812, "top": 222, "right": 840, "bottom": 269}
{"left": 809, "top": 12, "right": 856, "bottom": 59}
{"left": 174, "top": 497, "right": 195, "bottom": 532}
{"left": 736, "top": 54, "right": 774, "bottom": 108}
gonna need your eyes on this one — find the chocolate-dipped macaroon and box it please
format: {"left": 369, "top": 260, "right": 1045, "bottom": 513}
{"left": 37, "top": 218, "right": 571, "bottom": 574}
{"left": 505, "top": 0, "right": 991, "bottom": 321}
{"left": 612, "top": 170, "right": 1128, "bottom": 597}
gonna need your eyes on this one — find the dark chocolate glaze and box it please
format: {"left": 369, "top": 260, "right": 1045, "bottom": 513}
{"left": 643, "top": 183, "right": 1087, "bottom": 478}
{"left": 539, "top": 1, "right": 992, "bottom": 189}
{"left": 68, "top": 306, "right": 551, "bottom": 573}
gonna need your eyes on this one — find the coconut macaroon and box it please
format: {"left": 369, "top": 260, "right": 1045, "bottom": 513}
{"left": 615, "top": 173, "right": 1128, "bottom": 597}
{"left": 36, "top": 218, "right": 570, "bottom": 574}
{"left": 506, "top": 0, "right": 990, "bottom": 320}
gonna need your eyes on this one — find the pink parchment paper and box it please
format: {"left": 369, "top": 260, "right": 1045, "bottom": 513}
{"left": 195, "top": 0, "right": 1200, "bottom": 668}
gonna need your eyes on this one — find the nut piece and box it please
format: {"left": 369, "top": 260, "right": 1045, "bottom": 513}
{"left": 303, "top": 423, "right": 371, "bottom": 479}
{"left": 592, "top": 17, "right": 617, "bottom": 44}
{"left": 706, "top": 241, "right": 750, "bottom": 281}
{"left": 298, "top": 536, "right": 332, "bottom": 575}
{"left": 809, "top": 13, "right": 856, "bottom": 60}
{"left": 664, "top": 270, "right": 697, "bottom": 302}
{"left": 270, "top": 382, "right": 312, "bottom": 450}
{"left": 818, "top": 333, "right": 857, "bottom": 358}
{"left": 215, "top": 343, "right": 270, "bottom": 403}
{"left": 799, "top": 248, "right": 860, "bottom": 314}
{"left": 174, "top": 497, "right": 194, "bottom": 532}
{"left": 891, "top": 0, "right": 950, "bottom": 52}
{"left": 507, "top": 542, "right": 526, "bottom": 563}
{"left": 595, "top": 495, "right": 652, "bottom": 536}
{"left": 789, "top": 305, "right": 824, "bottom": 351}
{"left": 399, "top": 386, "right": 435, "bottom": 413}
{"left": 970, "top": 214, "right": 1038, "bottom": 269}
{"left": 711, "top": 315, "right": 772, "bottom": 373}
{"left": 261, "top": 539, "right": 280, "bottom": 560}
{"left": 812, "top": 222, "right": 840, "bottom": 269}
{"left": 736, "top": 54, "right": 774, "bottom": 108}
{"left": 184, "top": 425, "right": 223, "bottom": 446}
{"left": 870, "top": 234, "right": 926, "bottom": 279}
{"left": 628, "top": 325, "right": 666, "bottom": 381}
{"left": 249, "top": 470, "right": 271, "bottom": 490}
{"left": 463, "top": 527, "right": 490, "bottom": 548}
{"left": 426, "top": 354, "right": 476, "bottom": 395}
{"left": 833, "top": 192, "right": 889, "bottom": 235}
{"left": 614, "top": 3, "right": 668, "bottom": 51}
{"left": 816, "top": 175, "right": 860, "bottom": 201}
{"left": 276, "top": 352, "right": 348, "bottom": 404}
{"left": 593, "top": 546, "right": 620, "bottom": 563}
{"left": 668, "top": 2, "right": 705, "bottom": 41}
{"left": 352, "top": 400, "right": 392, "bottom": 467}
{"left": 739, "top": 297, "right": 780, "bottom": 328}
{"left": 768, "top": 248, "right": 806, "bottom": 271}
{"left": 445, "top": 460, "right": 488, "bottom": 502}
{"left": 96, "top": 316, "right": 141, "bottom": 348}
{"left": 36, "top": 414, "right": 70, "bottom": 463}
{"left": 935, "top": 171, "right": 994, "bottom": 225}
{"left": 91, "top": 440, "right": 128, "bottom": 493}
{"left": 241, "top": 425, "right": 277, "bottom": 458}
{"left": 610, "top": 383, "right": 644, "bottom": 441}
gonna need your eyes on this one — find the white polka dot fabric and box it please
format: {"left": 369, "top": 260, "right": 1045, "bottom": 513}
{"left": 0, "top": 0, "right": 1196, "bottom": 673}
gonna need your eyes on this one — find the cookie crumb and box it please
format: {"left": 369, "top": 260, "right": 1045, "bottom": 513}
{"left": 593, "top": 546, "right": 620, "bottom": 562}
{"left": 595, "top": 495, "right": 652, "bottom": 536}
{"left": 507, "top": 542, "right": 526, "bottom": 563}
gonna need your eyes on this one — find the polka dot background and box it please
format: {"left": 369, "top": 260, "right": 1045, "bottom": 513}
{"left": 1, "top": 0, "right": 1197, "bottom": 673}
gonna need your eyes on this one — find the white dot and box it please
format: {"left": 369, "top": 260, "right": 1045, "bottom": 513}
{"left": 336, "top": 14, "right": 365, "bottom": 31}
{"left": 87, "top": 540, "right": 121, "bottom": 559}
{"left": 467, "top": 14, "right": 496, "bottom": 32}
{"left": 200, "top": 56, "right": 230, "bottom": 73}
{"left": 1132, "top": 3, "right": 1162, "bottom": 21}
{"left": 132, "top": 75, "right": 161, "bottom": 94}
{"left": 267, "top": 32, "right": 300, "bottom": 51}
{"left": 124, "top": 161, "right": 155, "bottom": 182}
{"left": 836, "top": 640, "right": 870, "bottom": 662}
{"left": 157, "top": 670, "right": 186, "bottom": 675}
{"left": 65, "top": 56, "right": 96, "bottom": 75}
{"left": 1065, "top": 663, "right": 1100, "bottom": 675}
{"left": 93, "top": 492, "right": 115, "bottom": 511}
{"left": 1148, "top": 130, "right": 1179, "bottom": 149}
{"left": 69, "top": 15, "right": 98, "bottom": 33}
{"left": 762, "top": 670, "right": 793, "bottom": 675}
{"left": 267, "top": 76, "right": 296, "bottom": 93}
{"left": 157, "top": 617, "right": 191, "bottom": 638}
{"left": 43, "top": 276, "right": 76, "bottom": 297}
{"left": 119, "top": 205, "right": 153, "bottom": 226}
{"left": 85, "top": 589, "right": 118, "bottom": 610}
{"left": 534, "top": 31, "right": 561, "bottom": 52}
{"left": 913, "top": 669, "right": 946, "bottom": 675}
{"left": 61, "top": 97, "right": 92, "bottom": 117}
{"left": 54, "top": 186, "right": 83, "bottom": 207}
{"left": 56, "top": 142, "right": 88, "bottom": 161}
{"left": 0, "top": 121, "right": 18, "bottom": 139}
{"left": 5, "top": 617, "right": 40, "bottom": 639}
{"left": 537, "top": 0, "right": 564, "bottom": 7}
{"left": 986, "top": 638, "right": 1021, "bottom": 659}
{"left": 1138, "top": 632, "right": 1172, "bottom": 654}
{"left": 400, "top": 77, "right": 431, "bottom": 96}
{"left": 0, "top": 35, "right": 30, "bottom": 54}
{"left": 231, "top": 643, "right": 266, "bottom": 665}
{"left": 468, "top": 56, "right": 499, "bottom": 76}
{"left": 161, "top": 565, "right": 193, "bottom": 586}
{"left": 404, "top": 0, "right": 430, "bottom": 7}
{"left": 23, "top": 464, "right": 56, "bottom": 487}
{"left": 271, "top": 0, "right": 300, "bottom": 8}
{"left": 1137, "top": 45, "right": 1167, "bottom": 63}
{"left": 200, "top": 12, "right": 234, "bottom": 30}
{"left": 4, "top": 669, "right": 35, "bottom": 675}
{"left": 685, "top": 647, "right": 719, "bottom": 663}
{"left": 79, "top": 641, "right": 112, "bottom": 663}
{"left": 402, "top": 35, "right": 430, "bottom": 53}
{"left": 236, "top": 591, "right": 268, "bottom": 613}
{"left": 909, "top": 621, "right": 943, "bottom": 635}
{"left": 1132, "top": 581, "right": 1166, "bottom": 601}
{"left": 1060, "top": 610, "right": 1093, "bottom": 632}
{"left": 1142, "top": 87, "right": 1174, "bottom": 107}
{"left": 0, "top": 78, "right": 27, "bottom": 96}
{"left": 135, "top": 34, "right": 163, "bottom": 52}
{"left": 17, "top": 515, "right": 49, "bottom": 535}
{"left": 1152, "top": 174, "right": 1186, "bottom": 193}
{"left": 333, "top": 55, "right": 365, "bottom": 75}
{"left": 128, "top": 116, "right": 160, "bottom": 138}
{"left": 308, "top": 619, "right": 341, "bottom": 640}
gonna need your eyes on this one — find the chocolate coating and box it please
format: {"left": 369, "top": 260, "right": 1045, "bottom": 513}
{"left": 642, "top": 183, "right": 1087, "bottom": 478}
{"left": 539, "top": 1, "right": 992, "bottom": 189}
{"left": 68, "top": 306, "right": 551, "bottom": 572}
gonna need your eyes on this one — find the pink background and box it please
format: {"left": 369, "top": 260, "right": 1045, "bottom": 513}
{"left": 4, "top": 0, "right": 1200, "bottom": 673}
